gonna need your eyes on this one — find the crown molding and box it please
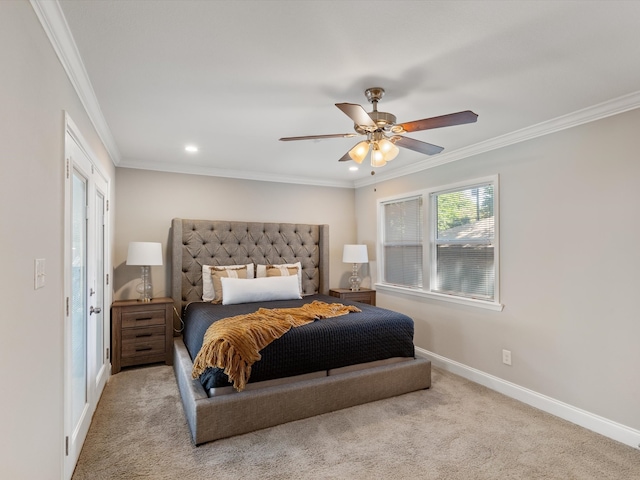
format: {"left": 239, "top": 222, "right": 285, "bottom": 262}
{"left": 355, "top": 90, "right": 640, "bottom": 188}
{"left": 30, "top": 0, "right": 121, "bottom": 165}
{"left": 117, "top": 159, "right": 355, "bottom": 189}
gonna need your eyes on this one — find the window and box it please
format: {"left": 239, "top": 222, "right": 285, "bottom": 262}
{"left": 381, "top": 196, "right": 423, "bottom": 288}
{"left": 432, "top": 183, "right": 495, "bottom": 301}
{"left": 378, "top": 176, "right": 501, "bottom": 310}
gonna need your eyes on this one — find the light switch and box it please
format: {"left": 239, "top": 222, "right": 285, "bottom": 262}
{"left": 35, "top": 258, "right": 45, "bottom": 289}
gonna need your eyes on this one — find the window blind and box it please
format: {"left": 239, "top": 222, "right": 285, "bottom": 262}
{"left": 433, "top": 184, "right": 495, "bottom": 300}
{"left": 382, "top": 196, "right": 423, "bottom": 287}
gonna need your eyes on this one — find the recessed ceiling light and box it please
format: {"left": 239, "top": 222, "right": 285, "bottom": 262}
{"left": 349, "top": 166, "right": 358, "bottom": 171}
{"left": 185, "top": 145, "right": 198, "bottom": 153}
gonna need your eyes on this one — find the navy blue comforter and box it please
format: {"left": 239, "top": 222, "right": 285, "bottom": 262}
{"left": 182, "top": 294, "right": 415, "bottom": 390}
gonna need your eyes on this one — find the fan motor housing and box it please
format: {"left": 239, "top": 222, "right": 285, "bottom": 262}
{"left": 355, "top": 111, "right": 397, "bottom": 134}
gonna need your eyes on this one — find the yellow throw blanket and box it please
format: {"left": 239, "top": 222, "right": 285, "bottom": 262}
{"left": 191, "top": 300, "right": 361, "bottom": 391}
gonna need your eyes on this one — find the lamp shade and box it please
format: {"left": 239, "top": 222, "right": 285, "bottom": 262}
{"left": 348, "top": 141, "right": 370, "bottom": 164}
{"left": 370, "top": 144, "right": 387, "bottom": 168}
{"left": 342, "top": 244, "right": 368, "bottom": 264}
{"left": 126, "top": 242, "right": 163, "bottom": 266}
{"left": 377, "top": 138, "right": 399, "bottom": 161}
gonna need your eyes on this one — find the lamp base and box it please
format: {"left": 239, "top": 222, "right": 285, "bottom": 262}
{"left": 136, "top": 265, "right": 153, "bottom": 302}
{"left": 349, "top": 263, "right": 361, "bottom": 291}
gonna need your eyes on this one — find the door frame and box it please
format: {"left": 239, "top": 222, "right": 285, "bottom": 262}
{"left": 63, "top": 113, "right": 111, "bottom": 479}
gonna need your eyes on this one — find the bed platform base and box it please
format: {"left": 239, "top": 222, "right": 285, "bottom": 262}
{"left": 174, "top": 337, "right": 431, "bottom": 445}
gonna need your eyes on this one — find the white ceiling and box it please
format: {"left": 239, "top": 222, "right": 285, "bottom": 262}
{"left": 54, "top": 0, "right": 640, "bottom": 188}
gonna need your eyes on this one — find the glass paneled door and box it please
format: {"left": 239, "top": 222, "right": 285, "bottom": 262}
{"left": 64, "top": 119, "right": 110, "bottom": 480}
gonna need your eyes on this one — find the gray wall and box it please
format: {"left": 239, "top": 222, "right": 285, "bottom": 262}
{"left": 355, "top": 107, "right": 640, "bottom": 432}
{"left": 113, "top": 168, "right": 357, "bottom": 301}
{"left": 0, "top": 2, "right": 116, "bottom": 478}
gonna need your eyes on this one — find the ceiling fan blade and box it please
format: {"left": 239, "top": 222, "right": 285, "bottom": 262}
{"left": 391, "top": 136, "right": 444, "bottom": 156}
{"left": 338, "top": 151, "right": 352, "bottom": 162}
{"left": 279, "top": 133, "right": 357, "bottom": 141}
{"left": 398, "top": 110, "right": 478, "bottom": 133}
{"left": 335, "top": 103, "right": 377, "bottom": 129}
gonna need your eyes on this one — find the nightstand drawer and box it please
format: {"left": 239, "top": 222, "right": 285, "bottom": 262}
{"left": 342, "top": 292, "right": 374, "bottom": 304}
{"left": 121, "top": 326, "right": 166, "bottom": 358}
{"left": 122, "top": 308, "right": 166, "bottom": 328}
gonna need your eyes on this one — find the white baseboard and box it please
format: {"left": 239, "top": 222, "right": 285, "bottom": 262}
{"left": 416, "top": 347, "right": 640, "bottom": 450}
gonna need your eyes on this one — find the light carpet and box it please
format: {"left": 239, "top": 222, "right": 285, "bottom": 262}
{"left": 72, "top": 365, "right": 640, "bottom": 479}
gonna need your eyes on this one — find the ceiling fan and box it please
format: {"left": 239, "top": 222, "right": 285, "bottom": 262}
{"left": 280, "top": 87, "right": 478, "bottom": 167}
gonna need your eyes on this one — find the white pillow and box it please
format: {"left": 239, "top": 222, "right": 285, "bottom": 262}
{"left": 256, "top": 262, "right": 302, "bottom": 293}
{"left": 202, "top": 264, "right": 254, "bottom": 301}
{"left": 221, "top": 276, "right": 301, "bottom": 305}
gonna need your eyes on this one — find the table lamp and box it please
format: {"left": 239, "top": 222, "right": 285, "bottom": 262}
{"left": 126, "top": 242, "right": 163, "bottom": 302}
{"left": 343, "top": 244, "right": 368, "bottom": 291}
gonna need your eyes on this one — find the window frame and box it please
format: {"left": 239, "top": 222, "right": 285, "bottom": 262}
{"left": 376, "top": 175, "right": 503, "bottom": 312}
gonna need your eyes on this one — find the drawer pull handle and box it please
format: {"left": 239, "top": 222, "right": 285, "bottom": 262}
{"left": 135, "top": 317, "right": 153, "bottom": 321}
{"left": 136, "top": 333, "right": 153, "bottom": 338}
{"left": 136, "top": 346, "right": 153, "bottom": 352}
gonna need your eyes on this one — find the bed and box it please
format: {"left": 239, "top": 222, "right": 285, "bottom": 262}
{"left": 171, "top": 218, "right": 431, "bottom": 445}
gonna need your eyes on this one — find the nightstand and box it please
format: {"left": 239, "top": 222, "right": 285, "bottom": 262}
{"left": 111, "top": 297, "right": 174, "bottom": 374}
{"left": 329, "top": 288, "right": 376, "bottom": 306}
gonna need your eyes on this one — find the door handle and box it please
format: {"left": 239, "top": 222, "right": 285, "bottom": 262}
{"left": 90, "top": 306, "right": 102, "bottom": 315}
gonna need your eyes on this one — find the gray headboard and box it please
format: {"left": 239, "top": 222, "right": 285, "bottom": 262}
{"left": 171, "top": 218, "right": 330, "bottom": 312}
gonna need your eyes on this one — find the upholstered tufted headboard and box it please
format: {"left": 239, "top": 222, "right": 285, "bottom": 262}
{"left": 171, "top": 218, "right": 330, "bottom": 312}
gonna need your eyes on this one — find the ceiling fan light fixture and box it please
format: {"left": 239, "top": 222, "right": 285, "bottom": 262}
{"left": 348, "top": 140, "right": 370, "bottom": 164}
{"left": 377, "top": 138, "right": 399, "bottom": 161}
{"left": 279, "top": 87, "right": 476, "bottom": 169}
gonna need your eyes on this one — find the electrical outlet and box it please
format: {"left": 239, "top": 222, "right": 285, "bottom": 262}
{"left": 502, "top": 349, "right": 512, "bottom": 366}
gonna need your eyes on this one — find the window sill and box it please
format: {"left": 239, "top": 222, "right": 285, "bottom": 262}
{"left": 374, "top": 283, "right": 504, "bottom": 312}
